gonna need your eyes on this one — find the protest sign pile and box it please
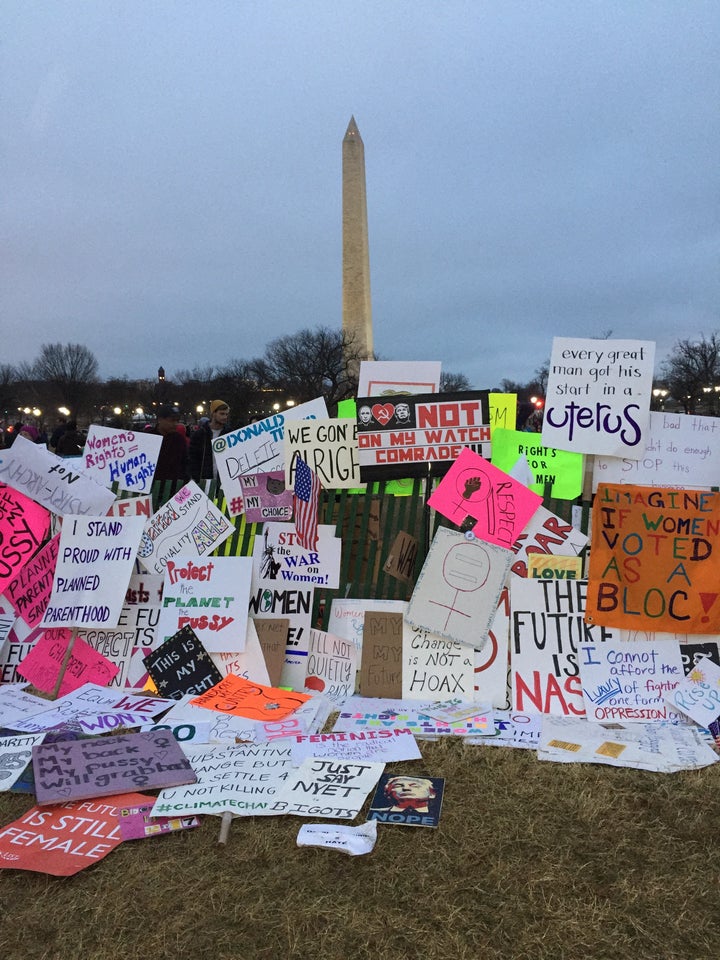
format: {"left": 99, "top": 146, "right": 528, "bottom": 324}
{"left": 1, "top": 346, "right": 719, "bottom": 873}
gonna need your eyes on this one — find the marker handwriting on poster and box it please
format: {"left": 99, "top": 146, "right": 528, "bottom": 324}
{"left": 542, "top": 338, "right": 654, "bottom": 455}
{"left": 83, "top": 426, "right": 162, "bottom": 493}
{"left": 284, "top": 419, "right": 362, "bottom": 489}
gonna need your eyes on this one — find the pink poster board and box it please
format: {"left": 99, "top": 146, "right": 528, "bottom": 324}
{"left": 0, "top": 483, "right": 50, "bottom": 593}
{"left": 18, "top": 630, "right": 119, "bottom": 697}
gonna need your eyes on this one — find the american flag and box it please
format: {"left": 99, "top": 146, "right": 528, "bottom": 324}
{"left": 293, "top": 456, "right": 321, "bottom": 551}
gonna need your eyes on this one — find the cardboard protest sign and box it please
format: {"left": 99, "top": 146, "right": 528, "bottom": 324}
{"left": 32, "top": 729, "right": 197, "bottom": 804}
{"left": 405, "top": 527, "right": 512, "bottom": 645}
{"left": 152, "top": 742, "right": 294, "bottom": 817}
{"left": 542, "top": 337, "right": 655, "bottom": 455}
{"left": 82, "top": 425, "right": 163, "bottom": 493}
{"left": 383, "top": 531, "right": 419, "bottom": 584}
{"left": 360, "top": 611, "right": 404, "bottom": 697}
{"left": 291, "top": 728, "right": 421, "bottom": 766}
{"left": 474, "top": 588, "right": 511, "bottom": 709}
{"left": 157, "top": 556, "right": 253, "bottom": 653}
{"left": 0, "top": 792, "right": 149, "bottom": 876}
{"left": 78, "top": 573, "right": 164, "bottom": 689}
{"left": 136, "top": 481, "right": 233, "bottom": 575}
{"left": 490, "top": 428, "right": 583, "bottom": 500}
{"left": 304, "top": 629, "right": 357, "bottom": 703}
{"left": 4, "top": 533, "right": 59, "bottom": 627}
{"left": 356, "top": 391, "right": 491, "bottom": 481}
{"left": 0, "top": 732, "right": 45, "bottom": 791}
{"left": 116, "top": 802, "right": 199, "bottom": 840}
{"left": 270, "top": 757, "right": 384, "bottom": 819}
{"left": 210, "top": 619, "right": 272, "bottom": 686}
{"left": 18, "top": 631, "right": 119, "bottom": 697}
{"left": 284, "top": 418, "right": 363, "bottom": 490}
{"left": 578, "top": 637, "right": 684, "bottom": 722}
{"left": 511, "top": 578, "right": 619, "bottom": 716}
{"left": 41, "top": 516, "right": 145, "bottom": 629}
{"left": 593, "top": 410, "right": 720, "bottom": 491}
{"left": 106, "top": 493, "right": 154, "bottom": 519}
{"left": 509, "top": 505, "right": 588, "bottom": 579}
{"left": 328, "top": 599, "right": 409, "bottom": 654}
{"left": 248, "top": 582, "right": 314, "bottom": 689}
{"left": 0, "top": 435, "right": 116, "bottom": 516}
{"left": 586, "top": 484, "right": 720, "bottom": 634}
{"left": 251, "top": 618, "right": 288, "bottom": 686}
{"left": 0, "top": 482, "right": 50, "bottom": 594}
{"left": 143, "top": 625, "right": 223, "bottom": 699}
{"left": 357, "top": 360, "right": 441, "bottom": 396}
{"left": 239, "top": 470, "right": 293, "bottom": 522}
{"left": 428, "top": 447, "right": 542, "bottom": 546}
{"left": 212, "top": 397, "right": 328, "bottom": 517}
{"left": 401, "top": 622, "right": 475, "bottom": 701}
{"left": 663, "top": 658, "right": 720, "bottom": 727}
{"left": 252, "top": 523, "right": 341, "bottom": 589}
{"left": 368, "top": 774, "right": 444, "bottom": 828}
{"left": 190, "top": 673, "right": 311, "bottom": 721}
{"left": 528, "top": 555, "right": 583, "bottom": 581}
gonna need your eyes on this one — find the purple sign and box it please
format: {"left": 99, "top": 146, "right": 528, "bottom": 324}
{"left": 32, "top": 729, "right": 197, "bottom": 804}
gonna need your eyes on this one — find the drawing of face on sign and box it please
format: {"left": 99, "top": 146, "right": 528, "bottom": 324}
{"left": 358, "top": 406, "right": 373, "bottom": 426}
{"left": 394, "top": 402, "right": 411, "bottom": 423}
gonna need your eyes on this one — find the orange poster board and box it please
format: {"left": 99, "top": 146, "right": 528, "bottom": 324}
{"left": 586, "top": 484, "right": 720, "bottom": 634}
{"left": 190, "top": 673, "right": 310, "bottom": 721}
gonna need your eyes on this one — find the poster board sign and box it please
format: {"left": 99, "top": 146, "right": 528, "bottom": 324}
{"left": 117, "top": 802, "right": 199, "bottom": 840}
{"left": 253, "top": 618, "right": 289, "bottom": 686}
{"left": 284, "top": 418, "right": 363, "bottom": 492}
{"left": 136, "top": 481, "right": 233, "bottom": 574}
{"left": 0, "top": 732, "right": 45, "bottom": 791}
{"left": 4, "top": 533, "right": 59, "bottom": 626}
{"left": 239, "top": 471, "right": 293, "bottom": 523}
{"left": 489, "top": 393, "right": 517, "bottom": 433}
{"left": 585, "top": 484, "right": 720, "bottom": 634}
{"left": 82, "top": 425, "right": 162, "bottom": 493}
{"left": 592, "top": 410, "right": 720, "bottom": 491}
{"left": 0, "top": 482, "right": 50, "bottom": 594}
{"left": 527, "top": 555, "right": 583, "bottom": 581}
{"left": 402, "top": 622, "right": 475, "bottom": 701}
{"left": 6, "top": 683, "right": 172, "bottom": 734}
{"left": 143, "top": 625, "right": 223, "bottom": 699}
{"left": 106, "top": 494, "right": 154, "bottom": 519}
{"left": 405, "top": 527, "right": 512, "bottom": 645}
{"left": 210, "top": 619, "right": 271, "bottom": 686}
{"left": 360, "top": 611, "right": 404, "bottom": 698}
{"left": 0, "top": 685, "right": 58, "bottom": 728}
{"left": 578, "top": 637, "right": 684, "bottom": 722}
{"left": 248, "top": 582, "right": 314, "bottom": 690}
{"left": 212, "top": 397, "right": 328, "bottom": 517}
{"left": 156, "top": 556, "right": 253, "bottom": 653}
{"left": 270, "top": 757, "right": 384, "bottom": 819}
{"left": 328, "top": 599, "right": 408, "bottom": 655}
{"left": 151, "top": 742, "right": 294, "bottom": 817}
{"left": 367, "top": 774, "right": 444, "bottom": 828}
{"left": 357, "top": 360, "right": 441, "bottom": 396}
{"left": 41, "top": 516, "right": 145, "bottom": 628}
{"left": 0, "top": 435, "right": 116, "bottom": 516}
{"left": 304, "top": 629, "right": 357, "bottom": 703}
{"left": 333, "top": 696, "right": 495, "bottom": 739}
{"left": 428, "top": 447, "right": 542, "bottom": 546}
{"left": 78, "top": 573, "right": 163, "bottom": 689}
{"left": 0, "top": 792, "right": 149, "bottom": 875}
{"left": 32, "top": 729, "right": 197, "bottom": 804}
{"left": 356, "top": 391, "right": 491, "bottom": 481}
{"left": 291, "top": 728, "right": 421, "bottom": 766}
{"left": 663, "top": 657, "right": 720, "bottom": 727}
{"left": 511, "top": 578, "right": 618, "bottom": 716}
{"left": 490, "top": 428, "right": 583, "bottom": 500}
{"left": 542, "top": 337, "right": 655, "bottom": 454}
{"left": 474, "top": 588, "right": 511, "bottom": 709}
{"left": 190, "top": 673, "right": 310, "bottom": 721}
{"left": 509, "top": 505, "right": 588, "bottom": 579}
{"left": 18, "top": 630, "right": 118, "bottom": 696}
{"left": 252, "top": 523, "right": 341, "bottom": 589}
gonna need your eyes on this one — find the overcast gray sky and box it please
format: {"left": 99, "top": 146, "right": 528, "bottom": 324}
{"left": 2, "top": 1, "right": 718, "bottom": 389}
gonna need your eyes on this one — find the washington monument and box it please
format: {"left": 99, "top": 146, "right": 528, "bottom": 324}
{"left": 342, "top": 116, "right": 374, "bottom": 371}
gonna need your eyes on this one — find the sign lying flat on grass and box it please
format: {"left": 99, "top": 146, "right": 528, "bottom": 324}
{"left": 368, "top": 773, "right": 445, "bottom": 828}
{"left": 356, "top": 391, "right": 491, "bottom": 481}
{"left": 270, "top": 757, "right": 385, "bottom": 820}
{"left": 32, "top": 729, "right": 197, "bottom": 804}
{"left": 18, "top": 630, "right": 118, "bottom": 696}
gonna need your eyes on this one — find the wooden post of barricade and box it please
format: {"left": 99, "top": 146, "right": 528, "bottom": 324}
{"left": 49, "top": 628, "right": 77, "bottom": 700}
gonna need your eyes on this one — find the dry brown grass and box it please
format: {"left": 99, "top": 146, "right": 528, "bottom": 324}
{"left": 2, "top": 739, "right": 719, "bottom": 960}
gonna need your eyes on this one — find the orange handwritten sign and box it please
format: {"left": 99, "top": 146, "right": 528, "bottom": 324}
{"left": 190, "top": 673, "right": 310, "bottom": 721}
{"left": 586, "top": 484, "right": 720, "bottom": 633}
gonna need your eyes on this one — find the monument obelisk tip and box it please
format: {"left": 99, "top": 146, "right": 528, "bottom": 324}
{"left": 342, "top": 117, "right": 373, "bottom": 373}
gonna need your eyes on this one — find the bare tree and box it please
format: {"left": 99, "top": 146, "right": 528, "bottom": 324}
{"left": 662, "top": 332, "right": 720, "bottom": 415}
{"left": 0, "top": 364, "right": 18, "bottom": 420}
{"left": 439, "top": 371, "right": 472, "bottom": 392}
{"left": 31, "top": 343, "right": 100, "bottom": 417}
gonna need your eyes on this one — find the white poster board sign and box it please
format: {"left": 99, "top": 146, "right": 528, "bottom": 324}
{"left": 284, "top": 418, "right": 363, "bottom": 489}
{"left": 542, "top": 337, "right": 655, "bottom": 455}
{"left": 252, "top": 523, "right": 341, "bottom": 590}
{"left": 358, "top": 360, "right": 441, "bottom": 396}
{"left": 82, "top": 425, "right": 162, "bottom": 493}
